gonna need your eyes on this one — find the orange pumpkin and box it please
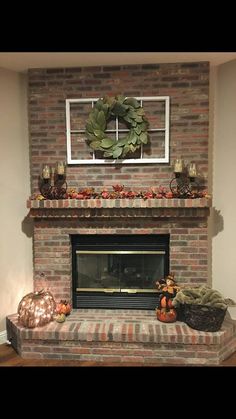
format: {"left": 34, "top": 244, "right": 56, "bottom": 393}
{"left": 18, "top": 290, "right": 56, "bottom": 328}
{"left": 156, "top": 308, "right": 177, "bottom": 323}
{"left": 56, "top": 300, "right": 71, "bottom": 316}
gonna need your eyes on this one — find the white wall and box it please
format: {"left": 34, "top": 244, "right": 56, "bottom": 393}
{"left": 212, "top": 59, "right": 236, "bottom": 301}
{"left": 0, "top": 68, "right": 33, "bottom": 332}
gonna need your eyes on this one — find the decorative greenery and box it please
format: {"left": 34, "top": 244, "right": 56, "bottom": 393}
{"left": 172, "top": 286, "right": 228, "bottom": 310}
{"left": 85, "top": 95, "right": 149, "bottom": 159}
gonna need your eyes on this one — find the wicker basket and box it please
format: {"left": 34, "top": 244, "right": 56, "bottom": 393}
{"left": 182, "top": 304, "right": 227, "bottom": 332}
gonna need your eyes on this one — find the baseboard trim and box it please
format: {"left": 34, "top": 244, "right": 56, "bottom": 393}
{"left": 0, "top": 330, "right": 7, "bottom": 344}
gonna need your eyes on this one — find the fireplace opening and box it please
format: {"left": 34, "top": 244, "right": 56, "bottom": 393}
{"left": 72, "top": 234, "right": 169, "bottom": 309}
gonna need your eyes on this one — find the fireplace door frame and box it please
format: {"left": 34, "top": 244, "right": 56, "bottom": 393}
{"left": 72, "top": 234, "right": 169, "bottom": 309}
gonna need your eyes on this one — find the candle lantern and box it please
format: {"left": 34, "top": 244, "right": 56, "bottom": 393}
{"left": 174, "top": 159, "right": 184, "bottom": 176}
{"left": 39, "top": 162, "right": 67, "bottom": 199}
{"left": 18, "top": 290, "right": 56, "bottom": 328}
{"left": 40, "top": 165, "right": 52, "bottom": 198}
{"left": 170, "top": 160, "right": 200, "bottom": 198}
{"left": 42, "top": 165, "right": 50, "bottom": 179}
{"left": 188, "top": 163, "right": 197, "bottom": 180}
{"left": 56, "top": 161, "right": 65, "bottom": 176}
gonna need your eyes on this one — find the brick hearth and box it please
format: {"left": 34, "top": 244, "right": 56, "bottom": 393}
{"left": 7, "top": 310, "right": 236, "bottom": 365}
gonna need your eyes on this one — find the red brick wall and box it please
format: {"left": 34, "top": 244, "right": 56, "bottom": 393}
{"left": 29, "top": 61, "right": 210, "bottom": 300}
{"left": 28, "top": 62, "right": 209, "bottom": 194}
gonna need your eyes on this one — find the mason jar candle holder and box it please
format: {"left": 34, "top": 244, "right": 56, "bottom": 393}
{"left": 173, "top": 159, "right": 184, "bottom": 178}
{"left": 188, "top": 163, "right": 197, "bottom": 181}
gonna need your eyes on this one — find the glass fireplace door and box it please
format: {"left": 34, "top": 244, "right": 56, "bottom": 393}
{"left": 76, "top": 250, "right": 165, "bottom": 293}
{"left": 72, "top": 234, "right": 169, "bottom": 309}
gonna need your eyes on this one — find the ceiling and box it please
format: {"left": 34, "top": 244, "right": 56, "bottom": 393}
{"left": 0, "top": 52, "right": 236, "bottom": 73}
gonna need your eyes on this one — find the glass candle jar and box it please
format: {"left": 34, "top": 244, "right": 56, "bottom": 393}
{"left": 174, "top": 159, "right": 184, "bottom": 173}
{"left": 42, "top": 165, "right": 50, "bottom": 179}
{"left": 188, "top": 163, "right": 197, "bottom": 178}
{"left": 57, "top": 161, "right": 65, "bottom": 175}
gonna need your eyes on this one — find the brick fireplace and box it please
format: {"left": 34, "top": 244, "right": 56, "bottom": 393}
{"left": 6, "top": 60, "right": 236, "bottom": 364}
{"left": 7, "top": 194, "right": 236, "bottom": 365}
{"left": 27, "top": 60, "right": 211, "bottom": 302}
{"left": 28, "top": 197, "right": 210, "bottom": 301}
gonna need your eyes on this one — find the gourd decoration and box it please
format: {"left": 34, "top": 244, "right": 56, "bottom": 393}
{"left": 56, "top": 300, "right": 72, "bottom": 316}
{"left": 55, "top": 313, "right": 66, "bottom": 323}
{"left": 18, "top": 289, "right": 56, "bottom": 328}
{"left": 155, "top": 273, "right": 180, "bottom": 323}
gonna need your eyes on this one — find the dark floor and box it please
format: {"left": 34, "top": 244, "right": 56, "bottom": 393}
{"left": 0, "top": 343, "right": 236, "bottom": 367}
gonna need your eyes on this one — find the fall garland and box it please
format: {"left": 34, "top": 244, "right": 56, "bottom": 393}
{"left": 85, "top": 95, "right": 149, "bottom": 159}
{"left": 34, "top": 185, "right": 209, "bottom": 200}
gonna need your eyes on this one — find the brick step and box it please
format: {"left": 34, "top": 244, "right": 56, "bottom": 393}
{"left": 6, "top": 310, "right": 236, "bottom": 365}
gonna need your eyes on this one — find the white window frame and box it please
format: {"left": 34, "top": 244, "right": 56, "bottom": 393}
{"left": 66, "top": 96, "right": 170, "bottom": 165}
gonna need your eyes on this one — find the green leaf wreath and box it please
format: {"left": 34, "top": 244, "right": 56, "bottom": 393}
{"left": 85, "top": 95, "right": 149, "bottom": 159}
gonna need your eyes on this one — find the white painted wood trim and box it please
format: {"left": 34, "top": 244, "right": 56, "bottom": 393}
{"left": 0, "top": 330, "right": 7, "bottom": 345}
{"left": 165, "top": 96, "right": 170, "bottom": 163}
{"left": 66, "top": 96, "right": 169, "bottom": 103}
{"left": 67, "top": 157, "right": 170, "bottom": 165}
{"left": 65, "top": 99, "right": 72, "bottom": 163}
{"left": 66, "top": 96, "right": 170, "bottom": 165}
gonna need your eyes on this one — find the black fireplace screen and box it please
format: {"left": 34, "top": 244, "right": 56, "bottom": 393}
{"left": 72, "top": 234, "right": 169, "bottom": 309}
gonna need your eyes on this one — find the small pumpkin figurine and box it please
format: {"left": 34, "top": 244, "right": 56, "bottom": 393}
{"left": 155, "top": 273, "right": 180, "bottom": 323}
{"left": 55, "top": 313, "right": 66, "bottom": 323}
{"left": 156, "top": 307, "right": 177, "bottom": 323}
{"left": 56, "top": 300, "right": 72, "bottom": 316}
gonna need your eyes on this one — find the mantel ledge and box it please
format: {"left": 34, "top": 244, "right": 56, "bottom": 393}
{"left": 27, "top": 197, "right": 212, "bottom": 210}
